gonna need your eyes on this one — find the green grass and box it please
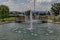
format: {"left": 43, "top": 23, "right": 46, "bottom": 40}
{"left": 48, "top": 16, "right": 60, "bottom": 22}
{"left": 0, "top": 16, "right": 60, "bottom": 22}
{"left": 0, "top": 17, "right": 16, "bottom": 22}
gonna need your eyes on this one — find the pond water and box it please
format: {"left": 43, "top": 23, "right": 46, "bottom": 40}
{"left": 0, "top": 23, "right": 60, "bottom": 40}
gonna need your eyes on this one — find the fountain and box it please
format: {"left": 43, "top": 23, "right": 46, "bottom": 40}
{"left": 27, "top": 11, "right": 33, "bottom": 30}
{"left": 0, "top": 0, "right": 60, "bottom": 40}
{"left": 27, "top": 0, "right": 36, "bottom": 31}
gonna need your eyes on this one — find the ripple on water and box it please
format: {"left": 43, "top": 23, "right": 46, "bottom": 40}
{"left": 23, "top": 28, "right": 26, "bottom": 30}
{"left": 15, "top": 31, "right": 18, "bottom": 32}
{"left": 48, "top": 30, "right": 53, "bottom": 34}
{"left": 18, "top": 31, "right": 21, "bottom": 33}
{"left": 31, "top": 33, "right": 34, "bottom": 35}
{"left": 13, "top": 28, "right": 18, "bottom": 31}
{"left": 20, "top": 27, "right": 23, "bottom": 29}
{"left": 23, "top": 39, "right": 25, "bottom": 40}
{"left": 3, "top": 23, "right": 60, "bottom": 40}
{"left": 45, "top": 33, "right": 49, "bottom": 36}
{"left": 1, "top": 38, "right": 7, "bottom": 40}
{"left": 34, "top": 34, "right": 38, "bottom": 36}
{"left": 24, "top": 31, "right": 27, "bottom": 34}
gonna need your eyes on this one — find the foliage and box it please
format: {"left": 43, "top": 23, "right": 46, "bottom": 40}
{"left": 48, "top": 16, "right": 60, "bottom": 22}
{"left": 51, "top": 3, "right": 60, "bottom": 16}
{"left": 0, "top": 17, "right": 15, "bottom": 22}
{"left": 25, "top": 10, "right": 30, "bottom": 16}
{"left": 0, "top": 5, "right": 9, "bottom": 19}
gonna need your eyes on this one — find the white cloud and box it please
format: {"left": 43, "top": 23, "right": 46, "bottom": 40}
{"left": 36, "top": 0, "right": 52, "bottom": 3}
{"left": 1, "top": 0, "right": 27, "bottom": 11}
{"left": 0, "top": 0, "right": 53, "bottom": 11}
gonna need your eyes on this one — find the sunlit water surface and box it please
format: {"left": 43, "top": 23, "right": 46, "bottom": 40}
{"left": 0, "top": 23, "right": 60, "bottom": 40}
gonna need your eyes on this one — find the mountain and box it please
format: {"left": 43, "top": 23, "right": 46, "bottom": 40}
{"left": 31, "top": 10, "right": 50, "bottom": 15}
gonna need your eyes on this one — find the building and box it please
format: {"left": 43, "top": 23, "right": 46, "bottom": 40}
{"left": 9, "top": 11, "right": 25, "bottom": 22}
{"left": 9, "top": 11, "right": 50, "bottom": 23}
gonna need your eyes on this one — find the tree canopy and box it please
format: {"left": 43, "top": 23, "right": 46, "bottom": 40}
{"left": 0, "top": 5, "right": 9, "bottom": 19}
{"left": 25, "top": 10, "right": 30, "bottom": 16}
{"left": 51, "top": 3, "right": 60, "bottom": 16}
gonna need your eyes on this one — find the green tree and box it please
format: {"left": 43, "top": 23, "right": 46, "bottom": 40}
{"left": 51, "top": 3, "right": 60, "bottom": 16}
{"left": 25, "top": 10, "right": 30, "bottom": 16}
{"left": 0, "top": 5, "right": 9, "bottom": 19}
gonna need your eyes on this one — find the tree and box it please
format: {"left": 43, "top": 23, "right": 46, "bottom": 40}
{"left": 51, "top": 3, "right": 60, "bottom": 16}
{"left": 47, "top": 11, "right": 50, "bottom": 15}
{"left": 0, "top": 5, "right": 9, "bottom": 19}
{"left": 25, "top": 10, "right": 30, "bottom": 16}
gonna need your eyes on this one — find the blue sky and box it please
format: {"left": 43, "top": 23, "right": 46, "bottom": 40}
{"left": 0, "top": 0, "right": 60, "bottom": 12}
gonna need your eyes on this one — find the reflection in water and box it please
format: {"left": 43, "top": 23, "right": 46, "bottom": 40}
{"left": 0, "top": 23, "right": 60, "bottom": 40}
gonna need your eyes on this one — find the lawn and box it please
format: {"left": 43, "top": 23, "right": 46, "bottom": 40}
{"left": 48, "top": 16, "right": 60, "bottom": 22}
{"left": 0, "top": 17, "right": 16, "bottom": 22}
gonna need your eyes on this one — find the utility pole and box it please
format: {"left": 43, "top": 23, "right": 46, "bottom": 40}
{"left": 34, "top": 0, "right": 35, "bottom": 11}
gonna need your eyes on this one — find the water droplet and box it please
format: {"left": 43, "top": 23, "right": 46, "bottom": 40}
{"left": 45, "top": 33, "right": 49, "bottom": 35}
{"left": 34, "top": 34, "right": 38, "bottom": 36}
{"left": 49, "top": 30, "right": 53, "bottom": 33}
{"left": 14, "top": 28, "right": 18, "bottom": 30}
{"left": 18, "top": 31, "right": 21, "bottom": 33}
{"left": 31, "top": 33, "right": 34, "bottom": 35}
